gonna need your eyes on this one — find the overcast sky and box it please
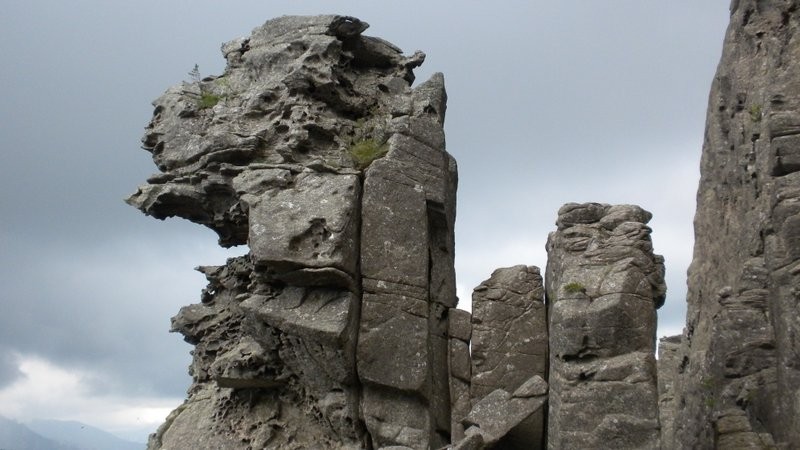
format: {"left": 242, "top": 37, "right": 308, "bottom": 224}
{"left": 0, "top": 1, "right": 731, "bottom": 443}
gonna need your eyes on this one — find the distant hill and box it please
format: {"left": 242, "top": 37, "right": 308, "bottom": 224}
{"left": 0, "top": 416, "right": 77, "bottom": 450}
{"left": 27, "top": 419, "right": 143, "bottom": 450}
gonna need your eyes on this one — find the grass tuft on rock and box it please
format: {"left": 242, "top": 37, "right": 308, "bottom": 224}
{"left": 563, "top": 282, "right": 585, "bottom": 294}
{"left": 197, "top": 93, "right": 221, "bottom": 109}
{"left": 349, "top": 138, "right": 388, "bottom": 170}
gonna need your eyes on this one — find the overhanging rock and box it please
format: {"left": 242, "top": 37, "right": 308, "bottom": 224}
{"left": 129, "top": 15, "right": 457, "bottom": 450}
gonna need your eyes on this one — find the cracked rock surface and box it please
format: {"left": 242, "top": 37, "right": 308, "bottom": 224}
{"left": 129, "top": 15, "right": 457, "bottom": 450}
{"left": 469, "top": 265, "right": 547, "bottom": 449}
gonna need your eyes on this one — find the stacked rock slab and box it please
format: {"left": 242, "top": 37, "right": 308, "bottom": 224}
{"left": 127, "top": 15, "right": 457, "bottom": 450}
{"left": 669, "top": 2, "right": 800, "bottom": 448}
{"left": 469, "top": 266, "right": 547, "bottom": 449}
{"left": 545, "top": 203, "right": 666, "bottom": 450}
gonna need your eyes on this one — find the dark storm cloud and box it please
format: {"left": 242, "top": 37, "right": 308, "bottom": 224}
{"left": 1, "top": 0, "right": 730, "bottom": 423}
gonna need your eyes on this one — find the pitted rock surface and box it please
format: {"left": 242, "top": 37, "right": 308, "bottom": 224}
{"left": 129, "top": 15, "right": 457, "bottom": 450}
{"left": 545, "top": 203, "right": 665, "bottom": 450}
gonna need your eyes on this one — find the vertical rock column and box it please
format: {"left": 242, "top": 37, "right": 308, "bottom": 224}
{"left": 671, "top": 2, "right": 800, "bottom": 448}
{"left": 545, "top": 203, "right": 666, "bottom": 450}
{"left": 469, "top": 265, "right": 547, "bottom": 449}
{"left": 357, "top": 73, "right": 459, "bottom": 450}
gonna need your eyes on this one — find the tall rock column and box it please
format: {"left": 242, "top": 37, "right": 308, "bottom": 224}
{"left": 356, "top": 71, "right": 458, "bottom": 449}
{"left": 545, "top": 203, "right": 666, "bottom": 450}
{"left": 671, "top": 2, "right": 800, "bottom": 448}
{"left": 127, "top": 15, "right": 458, "bottom": 450}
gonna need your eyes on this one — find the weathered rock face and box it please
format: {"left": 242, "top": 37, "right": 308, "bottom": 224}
{"left": 669, "top": 2, "right": 800, "bottom": 448}
{"left": 545, "top": 203, "right": 666, "bottom": 450}
{"left": 128, "top": 15, "right": 457, "bottom": 450}
{"left": 470, "top": 265, "right": 547, "bottom": 449}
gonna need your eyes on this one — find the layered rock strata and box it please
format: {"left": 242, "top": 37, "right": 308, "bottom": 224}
{"left": 469, "top": 266, "right": 547, "bottom": 449}
{"left": 545, "top": 203, "right": 666, "bottom": 450}
{"left": 669, "top": 2, "right": 800, "bottom": 448}
{"left": 128, "top": 15, "right": 457, "bottom": 450}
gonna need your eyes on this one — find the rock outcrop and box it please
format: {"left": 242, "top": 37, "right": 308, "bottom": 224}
{"left": 545, "top": 203, "right": 666, "bottom": 450}
{"left": 128, "top": 15, "right": 457, "bottom": 450}
{"left": 668, "top": 2, "right": 800, "bottom": 448}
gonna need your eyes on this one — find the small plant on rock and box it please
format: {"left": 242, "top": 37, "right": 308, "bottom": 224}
{"left": 187, "top": 64, "right": 221, "bottom": 110}
{"left": 349, "top": 138, "right": 388, "bottom": 170}
{"left": 563, "top": 282, "right": 586, "bottom": 294}
{"left": 749, "top": 104, "right": 762, "bottom": 122}
{"left": 197, "top": 92, "right": 221, "bottom": 109}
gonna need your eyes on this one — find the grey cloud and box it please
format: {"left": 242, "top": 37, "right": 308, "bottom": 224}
{"left": 0, "top": 234, "right": 240, "bottom": 397}
{"left": 0, "top": 349, "right": 23, "bottom": 389}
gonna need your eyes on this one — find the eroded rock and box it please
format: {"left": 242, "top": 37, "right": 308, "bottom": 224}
{"left": 130, "top": 15, "right": 457, "bottom": 450}
{"left": 545, "top": 203, "right": 665, "bottom": 450}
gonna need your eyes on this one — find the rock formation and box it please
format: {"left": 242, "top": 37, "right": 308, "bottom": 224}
{"left": 470, "top": 266, "right": 547, "bottom": 448}
{"left": 666, "top": 1, "right": 800, "bottom": 448}
{"left": 128, "top": 15, "right": 457, "bottom": 449}
{"left": 128, "top": 5, "right": 800, "bottom": 449}
{"left": 545, "top": 203, "right": 666, "bottom": 450}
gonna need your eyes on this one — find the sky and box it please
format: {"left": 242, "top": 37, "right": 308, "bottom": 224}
{"left": 0, "top": 0, "right": 731, "bottom": 443}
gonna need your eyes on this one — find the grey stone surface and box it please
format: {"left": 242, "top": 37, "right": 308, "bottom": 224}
{"left": 449, "top": 336, "right": 471, "bottom": 443}
{"left": 669, "top": 2, "right": 800, "bottom": 448}
{"left": 356, "top": 61, "right": 457, "bottom": 450}
{"left": 470, "top": 266, "right": 546, "bottom": 398}
{"left": 448, "top": 308, "right": 472, "bottom": 342}
{"left": 461, "top": 375, "right": 548, "bottom": 449}
{"left": 246, "top": 172, "right": 360, "bottom": 288}
{"left": 130, "top": 15, "right": 456, "bottom": 450}
{"left": 151, "top": 256, "right": 364, "bottom": 449}
{"left": 469, "top": 265, "right": 547, "bottom": 449}
{"left": 545, "top": 203, "right": 664, "bottom": 450}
